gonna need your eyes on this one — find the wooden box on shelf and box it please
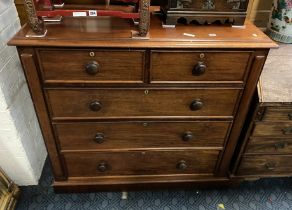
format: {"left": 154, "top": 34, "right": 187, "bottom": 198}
{"left": 161, "top": 0, "right": 249, "bottom": 25}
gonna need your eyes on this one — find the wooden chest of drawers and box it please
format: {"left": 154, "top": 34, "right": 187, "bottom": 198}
{"left": 9, "top": 16, "right": 276, "bottom": 191}
{"left": 234, "top": 101, "right": 292, "bottom": 177}
{"left": 233, "top": 44, "right": 292, "bottom": 179}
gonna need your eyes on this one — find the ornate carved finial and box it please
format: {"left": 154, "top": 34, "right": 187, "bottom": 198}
{"left": 23, "top": 0, "right": 46, "bottom": 35}
{"left": 138, "top": 0, "right": 150, "bottom": 36}
{"left": 202, "top": 0, "right": 215, "bottom": 10}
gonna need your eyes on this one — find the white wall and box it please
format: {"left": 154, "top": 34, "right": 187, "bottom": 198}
{"left": 0, "top": 0, "right": 47, "bottom": 185}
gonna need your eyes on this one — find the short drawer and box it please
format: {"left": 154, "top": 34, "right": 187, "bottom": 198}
{"left": 252, "top": 122, "right": 292, "bottom": 137}
{"left": 38, "top": 49, "right": 145, "bottom": 84}
{"left": 237, "top": 155, "right": 292, "bottom": 176}
{"left": 245, "top": 138, "right": 292, "bottom": 154}
{"left": 55, "top": 121, "right": 231, "bottom": 151}
{"left": 46, "top": 88, "right": 241, "bottom": 119}
{"left": 261, "top": 107, "right": 292, "bottom": 122}
{"left": 150, "top": 51, "right": 251, "bottom": 83}
{"left": 64, "top": 150, "right": 220, "bottom": 177}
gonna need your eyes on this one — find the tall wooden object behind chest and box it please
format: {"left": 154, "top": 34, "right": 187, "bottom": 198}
{"left": 161, "top": 0, "right": 249, "bottom": 25}
{"left": 8, "top": 16, "right": 276, "bottom": 191}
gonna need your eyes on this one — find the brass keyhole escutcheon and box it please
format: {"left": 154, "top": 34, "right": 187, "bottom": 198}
{"left": 89, "top": 51, "right": 95, "bottom": 57}
{"left": 144, "top": 90, "right": 149, "bottom": 95}
{"left": 199, "top": 53, "right": 205, "bottom": 59}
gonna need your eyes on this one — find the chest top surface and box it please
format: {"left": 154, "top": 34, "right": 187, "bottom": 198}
{"left": 9, "top": 15, "right": 277, "bottom": 49}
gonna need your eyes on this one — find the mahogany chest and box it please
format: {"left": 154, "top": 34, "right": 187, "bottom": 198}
{"left": 9, "top": 16, "right": 276, "bottom": 191}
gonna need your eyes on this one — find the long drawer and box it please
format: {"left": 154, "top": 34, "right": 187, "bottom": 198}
{"left": 38, "top": 49, "right": 145, "bottom": 84}
{"left": 252, "top": 122, "right": 292, "bottom": 137}
{"left": 245, "top": 138, "right": 292, "bottom": 154}
{"left": 150, "top": 51, "right": 251, "bottom": 83}
{"left": 46, "top": 88, "right": 241, "bottom": 119}
{"left": 64, "top": 150, "right": 220, "bottom": 177}
{"left": 55, "top": 121, "right": 231, "bottom": 151}
{"left": 237, "top": 155, "right": 292, "bottom": 176}
{"left": 261, "top": 107, "right": 292, "bottom": 122}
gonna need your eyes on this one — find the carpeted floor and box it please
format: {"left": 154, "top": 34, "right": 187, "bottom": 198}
{"left": 16, "top": 160, "right": 292, "bottom": 210}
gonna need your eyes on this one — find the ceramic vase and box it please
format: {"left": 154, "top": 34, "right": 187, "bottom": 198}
{"left": 267, "top": 0, "right": 292, "bottom": 43}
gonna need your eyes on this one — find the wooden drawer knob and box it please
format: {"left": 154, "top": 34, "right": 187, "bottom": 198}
{"left": 274, "top": 142, "right": 287, "bottom": 150}
{"left": 190, "top": 99, "right": 203, "bottom": 111}
{"left": 192, "top": 62, "right": 206, "bottom": 76}
{"left": 176, "top": 160, "right": 188, "bottom": 170}
{"left": 85, "top": 61, "right": 100, "bottom": 75}
{"left": 89, "top": 101, "right": 102, "bottom": 111}
{"left": 97, "top": 162, "right": 109, "bottom": 172}
{"left": 182, "top": 131, "right": 194, "bottom": 141}
{"left": 265, "top": 162, "right": 276, "bottom": 171}
{"left": 94, "top": 133, "right": 105, "bottom": 144}
{"left": 282, "top": 127, "right": 292, "bottom": 135}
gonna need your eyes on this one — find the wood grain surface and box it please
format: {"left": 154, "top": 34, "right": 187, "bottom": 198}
{"left": 8, "top": 16, "right": 277, "bottom": 49}
{"left": 46, "top": 88, "right": 241, "bottom": 119}
{"left": 150, "top": 51, "right": 251, "bottom": 83}
{"left": 237, "top": 155, "right": 292, "bottom": 176}
{"left": 55, "top": 121, "right": 231, "bottom": 151}
{"left": 64, "top": 150, "right": 220, "bottom": 177}
{"left": 38, "top": 49, "right": 145, "bottom": 84}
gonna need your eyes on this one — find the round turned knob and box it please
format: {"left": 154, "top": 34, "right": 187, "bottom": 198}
{"left": 89, "top": 101, "right": 102, "bottom": 111}
{"left": 176, "top": 160, "right": 188, "bottom": 170}
{"left": 265, "top": 162, "right": 276, "bottom": 171}
{"left": 85, "top": 61, "right": 100, "bottom": 75}
{"left": 190, "top": 99, "right": 203, "bottom": 111}
{"left": 274, "top": 142, "right": 287, "bottom": 150}
{"left": 94, "top": 133, "right": 105, "bottom": 144}
{"left": 97, "top": 162, "right": 109, "bottom": 172}
{"left": 282, "top": 127, "right": 292, "bottom": 135}
{"left": 182, "top": 131, "right": 194, "bottom": 142}
{"left": 192, "top": 62, "right": 206, "bottom": 76}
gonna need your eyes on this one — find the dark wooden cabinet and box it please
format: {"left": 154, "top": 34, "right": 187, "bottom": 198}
{"left": 232, "top": 44, "right": 292, "bottom": 179}
{"left": 233, "top": 98, "right": 292, "bottom": 178}
{"left": 9, "top": 16, "right": 276, "bottom": 191}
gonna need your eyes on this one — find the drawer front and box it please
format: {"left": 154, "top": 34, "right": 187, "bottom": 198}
{"left": 237, "top": 155, "right": 292, "bottom": 176}
{"left": 46, "top": 88, "right": 241, "bottom": 119}
{"left": 245, "top": 138, "right": 292, "bottom": 154}
{"left": 55, "top": 121, "right": 230, "bottom": 150}
{"left": 262, "top": 107, "right": 292, "bottom": 122}
{"left": 252, "top": 123, "right": 292, "bottom": 137}
{"left": 150, "top": 51, "right": 251, "bottom": 83}
{"left": 38, "top": 50, "right": 145, "bottom": 83}
{"left": 64, "top": 150, "right": 220, "bottom": 177}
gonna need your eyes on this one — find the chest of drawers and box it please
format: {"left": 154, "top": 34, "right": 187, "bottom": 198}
{"left": 233, "top": 44, "right": 292, "bottom": 179}
{"left": 9, "top": 16, "right": 276, "bottom": 191}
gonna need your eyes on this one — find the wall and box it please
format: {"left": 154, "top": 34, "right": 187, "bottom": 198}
{"left": 247, "top": 0, "right": 273, "bottom": 30}
{"left": 0, "top": 0, "right": 47, "bottom": 185}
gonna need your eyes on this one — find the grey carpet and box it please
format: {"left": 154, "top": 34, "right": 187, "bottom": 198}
{"left": 16, "top": 160, "right": 292, "bottom": 210}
